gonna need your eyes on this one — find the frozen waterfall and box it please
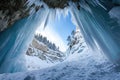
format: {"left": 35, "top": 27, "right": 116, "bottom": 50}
{"left": 70, "top": 2, "right": 120, "bottom": 64}
{"left": 0, "top": 5, "right": 51, "bottom": 73}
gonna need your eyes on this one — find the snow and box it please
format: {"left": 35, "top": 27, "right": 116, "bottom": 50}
{"left": 1, "top": 5, "right": 119, "bottom": 79}
{"left": 25, "top": 55, "right": 57, "bottom": 70}
{"left": 0, "top": 48, "right": 119, "bottom": 80}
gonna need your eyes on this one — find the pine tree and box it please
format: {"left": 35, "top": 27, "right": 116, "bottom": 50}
{"left": 34, "top": 33, "right": 59, "bottom": 51}
{"left": 67, "top": 35, "right": 71, "bottom": 46}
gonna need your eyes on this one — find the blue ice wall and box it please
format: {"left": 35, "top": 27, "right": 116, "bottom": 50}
{"left": 70, "top": 2, "right": 120, "bottom": 64}
{"left": 0, "top": 8, "right": 48, "bottom": 73}
{"left": 0, "top": 18, "right": 28, "bottom": 73}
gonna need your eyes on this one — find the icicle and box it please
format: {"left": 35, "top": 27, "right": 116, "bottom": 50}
{"left": 69, "top": 2, "right": 120, "bottom": 64}
{"left": 0, "top": 3, "right": 50, "bottom": 73}
{"left": 43, "top": 9, "right": 50, "bottom": 29}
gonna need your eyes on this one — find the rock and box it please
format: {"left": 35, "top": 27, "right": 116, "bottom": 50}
{"left": 26, "top": 38, "right": 65, "bottom": 63}
{"left": 0, "top": 0, "right": 30, "bottom": 32}
{"left": 43, "top": 0, "right": 79, "bottom": 9}
{"left": 32, "top": 39, "right": 48, "bottom": 52}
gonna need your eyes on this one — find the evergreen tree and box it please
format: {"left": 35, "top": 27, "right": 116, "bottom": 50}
{"left": 71, "top": 30, "right": 75, "bottom": 38}
{"left": 34, "top": 34, "right": 59, "bottom": 51}
{"left": 67, "top": 35, "right": 71, "bottom": 46}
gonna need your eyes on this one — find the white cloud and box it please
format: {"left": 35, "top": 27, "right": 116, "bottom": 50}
{"left": 35, "top": 25, "right": 67, "bottom": 52}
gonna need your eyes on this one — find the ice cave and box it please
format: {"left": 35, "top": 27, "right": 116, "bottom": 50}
{"left": 0, "top": 0, "right": 120, "bottom": 80}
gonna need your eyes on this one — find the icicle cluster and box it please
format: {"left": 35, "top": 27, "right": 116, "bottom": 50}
{"left": 69, "top": 0, "right": 120, "bottom": 64}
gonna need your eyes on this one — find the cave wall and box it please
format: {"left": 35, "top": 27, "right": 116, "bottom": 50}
{"left": 0, "top": 0, "right": 119, "bottom": 32}
{"left": 0, "top": 0, "right": 29, "bottom": 31}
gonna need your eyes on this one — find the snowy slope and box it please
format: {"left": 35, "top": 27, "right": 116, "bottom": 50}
{"left": 25, "top": 55, "right": 58, "bottom": 71}
{"left": 0, "top": 48, "right": 119, "bottom": 80}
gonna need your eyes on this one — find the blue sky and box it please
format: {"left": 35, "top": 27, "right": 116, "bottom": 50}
{"left": 36, "top": 12, "right": 76, "bottom": 52}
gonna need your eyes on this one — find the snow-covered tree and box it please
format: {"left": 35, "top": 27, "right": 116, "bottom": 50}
{"left": 34, "top": 34, "right": 59, "bottom": 51}
{"left": 66, "top": 28, "right": 86, "bottom": 54}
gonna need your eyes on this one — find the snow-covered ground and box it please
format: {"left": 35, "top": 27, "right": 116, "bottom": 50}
{"left": 25, "top": 55, "right": 58, "bottom": 70}
{"left": 0, "top": 48, "right": 120, "bottom": 80}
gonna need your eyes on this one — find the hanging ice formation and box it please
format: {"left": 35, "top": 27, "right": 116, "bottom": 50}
{"left": 69, "top": 0, "right": 120, "bottom": 64}
{"left": 0, "top": 0, "right": 120, "bottom": 73}
{"left": 0, "top": 1, "right": 50, "bottom": 73}
{"left": 0, "top": 0, "right": 70, "bottom": 73}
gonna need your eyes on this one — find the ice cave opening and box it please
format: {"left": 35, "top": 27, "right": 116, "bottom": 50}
{"left": 0, "top": 0, "right": 120, "bottom": 77}
{"left": 25, "top": 12, "right": 77, "bottom": 71}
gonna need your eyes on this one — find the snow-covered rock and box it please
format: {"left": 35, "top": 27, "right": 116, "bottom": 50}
{"left": 66, "top": 27, "right": 86, "bottom": 56}
{"left": 26, "top": 38, "right": 65, "bottom": 70}
{"left": 32, "top": 39, "right": 48, "bottom": 52}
